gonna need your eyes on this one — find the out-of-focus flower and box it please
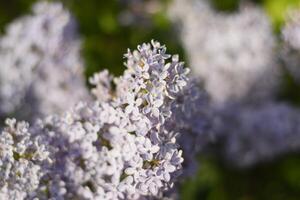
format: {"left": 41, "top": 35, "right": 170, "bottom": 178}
{"left": 0, "top": 1, "right": 90, "bottom": 121}
{"left": 215, "top": 103, "right": 300, "bottom": 167}
{"left": 169, "top": 0, "right": 278, "bottom": 105}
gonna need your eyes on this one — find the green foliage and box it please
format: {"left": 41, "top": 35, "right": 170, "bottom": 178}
{"left": 0, "top": 0, "right": 37, "bottom": 33}
{"left": 210, "top": 0, "right": 300, "bottom": 32}
{"left": 263, "top": 0, "right": 300, "bottom": 32}
{"left": 278, "top": 68, "right": 300, "bottom": 106}
{"left": 210, "top": 0, "right": 240, "bottom": 12}
{"left": 181, "top": 155, "right": 300, "bottom": 200}
{"left": 63, "top": 0, "right": 184, "bottom": 78}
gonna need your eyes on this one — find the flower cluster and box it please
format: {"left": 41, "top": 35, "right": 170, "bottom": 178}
{"left": 169, "top": 0, "right": 278, "bottom": 104}
{"left": 214, "top": 103, "right": 300, "bottom": 167}
{"left": 0, "top": 119, "right": 50, "bottom": 199}
{"left": 165, "top": 79, "right": 213, "bottom": 176}
{"left": 0, "top": 1, "right": 89, "bottom": 121}
{"left": 0, "top": 40, "right": 189, "bottom": 199}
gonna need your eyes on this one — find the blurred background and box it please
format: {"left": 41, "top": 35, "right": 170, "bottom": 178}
{"left": 1, "top": 0, "right": 300, "bottom": 199}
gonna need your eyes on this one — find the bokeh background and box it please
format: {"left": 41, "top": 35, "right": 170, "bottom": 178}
{"left": 1, "top": 0, "right": 300, "bottom": 199}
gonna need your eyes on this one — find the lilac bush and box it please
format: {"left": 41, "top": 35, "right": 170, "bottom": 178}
{"left": 2, "top": 1, "right": 300, "bottom": 199}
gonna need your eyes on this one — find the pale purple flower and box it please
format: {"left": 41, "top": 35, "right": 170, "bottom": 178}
{"left": 0, "top": 1, "right": 90, "bottom": 121}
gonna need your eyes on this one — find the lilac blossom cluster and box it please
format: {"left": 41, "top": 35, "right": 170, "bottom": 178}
{"left": 165, "top": 80, "right": 213, "bottom": 175}
{"left": 169, "top": 0, "right": 278, "bottom": 105}
{"left": 0, "top": 118, "right": 50, "bottom": 199}
{"left": 0, "top": 1, "right": 89, "bottom": 121}
{"left": 0, "top": 40, "right": 189, "bottom": 199}
{"left": 215, "top": 103, "right": 300, "bottom": 167}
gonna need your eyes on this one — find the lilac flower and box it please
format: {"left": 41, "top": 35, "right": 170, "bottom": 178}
{"left": 0, "top": 40, "right": 189, "bottom": 200}
{"left": 0, "top": 1, "right": 90, "bottom": 121}
{"left": 169, "top": 0, "right": 278, "bottom": 104}
{"left": 214, "top": 103, "right": 300, "bottom": 167}
{"left": 0, "top": 119, "right": 50, "bottom": 199}
{"left": 89, "top": 69, "right": 114, "bottom": 102}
